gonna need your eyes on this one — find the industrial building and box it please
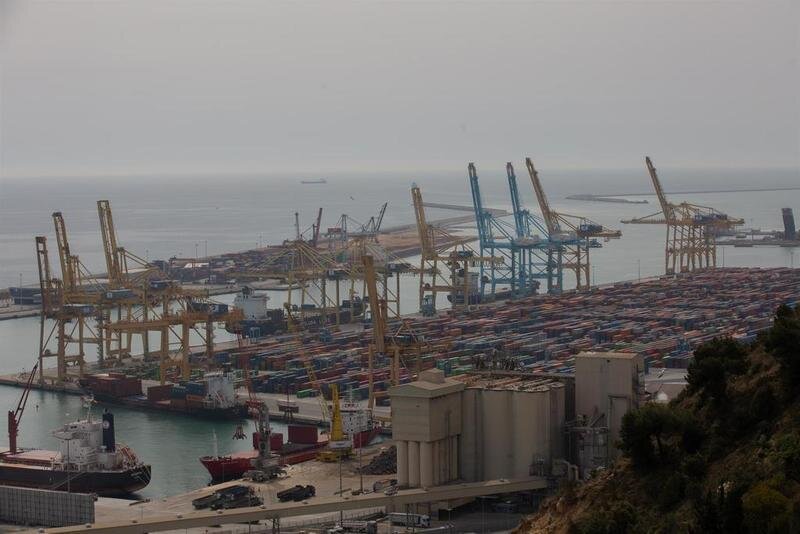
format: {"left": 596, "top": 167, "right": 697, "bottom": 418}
{"left": 390, "top": 350, "right": 645, "bottom": 493}
{"left": 390, "top": 369, "right": 568, "bottom": 490}
{"left": 571, "top": 351, "right": 645, "bottom": 475}
{"left": 783, "top": 208, "right": 798, "bottom": 241}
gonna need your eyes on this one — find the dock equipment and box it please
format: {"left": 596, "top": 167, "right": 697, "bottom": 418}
{"left": 524, "top": 158, "right": 621, "bottom": 290}
{"left": 412, "top": 183, "right": 496, "bottom": 313}
{"left": 94, "top": 200, "right": 241, "bottom": 381}
{"left": 469, "top": 163, "right": 559, "bottom": 296}
{"left": 621, "top": 157, "right": 744, "bottom": 274}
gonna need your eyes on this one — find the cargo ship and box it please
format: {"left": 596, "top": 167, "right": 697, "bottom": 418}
{"left": 225, "top": 286, "right": 287, "bottom": 339}
{"left": 200, "top": 423, "right": 329, "bottom": 481}
{"left": 81, "top": 371, "right": 248, "bottom": 420}
{"left": 3, "top": 370, "right": 150, "bottom": 496}
{"left": 300, "top": 178, "right": 327, "bottom": 184}
{"left": 341, "top": 395, "right": 381, "bottom": 448}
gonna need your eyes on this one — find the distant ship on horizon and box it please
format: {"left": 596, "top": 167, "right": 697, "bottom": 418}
{"left": 300, "top": 178, "right": 327, "bottom": 184}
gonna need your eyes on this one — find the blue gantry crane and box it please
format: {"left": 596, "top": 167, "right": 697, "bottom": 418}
{"left": 505, "top": 162, "right": 565, "bottom": 292}
{"left": 468, "top": 162, "right": 561, "bottom": 297}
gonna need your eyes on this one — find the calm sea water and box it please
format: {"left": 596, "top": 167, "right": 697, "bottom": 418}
{"left": 0, "top": 166, "right": 798, "bottom": 496}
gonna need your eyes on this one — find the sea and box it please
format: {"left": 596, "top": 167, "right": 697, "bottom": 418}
{"left": 0, "top": 165, "right": 798, "bottom": 497}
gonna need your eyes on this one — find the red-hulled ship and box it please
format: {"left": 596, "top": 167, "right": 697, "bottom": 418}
{"left": 200, "top": 422, "right": 329, "bottom": 481}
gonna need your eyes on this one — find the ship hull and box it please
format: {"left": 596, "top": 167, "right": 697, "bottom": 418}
{"left": 0, "top": 462, "right": 151, "bottom": 496}
{"left": 352, "top": 428, "right": 380, "bottom": 449}
{"left": 200, "top": 442, "right": 328, "bottom": 481}
{"left": 90, "top": 393, "right": 248, "bottom": 420}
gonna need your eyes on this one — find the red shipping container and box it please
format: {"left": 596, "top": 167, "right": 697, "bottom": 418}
{"left": 287, "top": 425, "right": 318, "bottom": 445}
{"left": 269, "top": 433, "right": 284, "bottom": 451}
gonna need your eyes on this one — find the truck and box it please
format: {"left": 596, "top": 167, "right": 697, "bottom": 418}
{"left": 387, "top": 513, "right": 431, "bottom": 528}
{"left": 339, "top": 520, "right": 378, "bottom": 534}
{"left": 277, "top": 484, "right": 316, "bottom": 502}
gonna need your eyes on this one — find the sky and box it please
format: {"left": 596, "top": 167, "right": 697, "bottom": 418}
{"left": 0, "top": 0, "right": 798, "bottom": 177}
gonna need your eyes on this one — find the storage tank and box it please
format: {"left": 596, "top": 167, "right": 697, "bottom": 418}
{"left": 530, "top": 387, "right": 552, "bottom": 475}
{"left": 512, "top": 390, "right": 536, "bottom": 476}
{"left": 459, "top": 388, "right": 480, "bottom": 481}
{"left": 482, "top": 389, "right": 512, "bottom": 479}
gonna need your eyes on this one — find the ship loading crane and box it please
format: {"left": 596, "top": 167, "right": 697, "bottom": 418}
{"left": 95, "top": 200, "right": 241, "bottom": 382}
{"left": 524, "top": 158, "right": 621, "bottom": 290}
{"left": 469, "top": 163, "right": 559, "bottom": 297}
{"left": 36, "top": 213, "right": 109, "bottom": 383}
{"left": 362, "top": 254, "right": 425, "bottom": 411}
{"left": 621, "top": 157, "right": 743, "bottom": 275}
{"left": 413, "top": 183, "right": 495, "bottom": 314}
{"left": 6, "top": 362, "right": 38, "bottom": 454}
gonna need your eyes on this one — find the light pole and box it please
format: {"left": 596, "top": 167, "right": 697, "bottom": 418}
{"left": 338, "top": 454, "right": 344, "bottom": 524}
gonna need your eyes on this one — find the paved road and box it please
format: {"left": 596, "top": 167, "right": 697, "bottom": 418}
{"left": 46, "top": 478, "right": 548, "bottom": 534}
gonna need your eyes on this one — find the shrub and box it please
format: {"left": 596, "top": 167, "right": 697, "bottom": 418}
{"left": 577, "top": 501, "right": 639, "bottom": 534}
{"left": 741, "top": 482, "right": 791, "bottom": 533}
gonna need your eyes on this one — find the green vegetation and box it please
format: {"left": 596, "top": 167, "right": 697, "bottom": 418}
{"left": 524, "top": 305, "right": 800, "bottom": 534}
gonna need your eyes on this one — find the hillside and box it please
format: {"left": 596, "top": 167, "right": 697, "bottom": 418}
{"left": 519, "top": 304, "right": 800, "bottom": 534}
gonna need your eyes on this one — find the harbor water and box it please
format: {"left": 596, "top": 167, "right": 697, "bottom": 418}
{"left": 0, "top": 167, "right": 798, "bottom": 497}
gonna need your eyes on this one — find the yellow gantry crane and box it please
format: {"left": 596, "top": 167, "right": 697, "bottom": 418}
{"left": 362, "top": 255, "right": 427, "bottom": 414}
{"left": 525, "top": 158, "right": 622, "bottom": 290}
{"left": 95, "top": 200, "right": 241, "bottom": 382}
{"left": 412, "top": 184, "right": 495, "bottom": 314}
{"left": 36, "top": 214, "right": 109, "bottom": 383}
{"left": 621, "top": 157, "right": 744, "bottom": 275}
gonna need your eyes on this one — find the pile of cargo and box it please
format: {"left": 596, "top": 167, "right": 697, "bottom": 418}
{"left": 81, "top": 373, "right": 142, "bottom": 399}
{"left": 359, "top": 445, "right": 396, "bottom": 475}
{"left": 218, "top": 268, "right": 799, "bottom": 396}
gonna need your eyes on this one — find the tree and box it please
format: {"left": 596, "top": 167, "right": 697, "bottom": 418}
{"left": 765, "top": 305, "right": 800, "bottom": 391}
{"left": 687, "top": 337, "right": 748, "bottom": 406}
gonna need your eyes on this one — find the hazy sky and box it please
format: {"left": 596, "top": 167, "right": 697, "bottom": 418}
{"left": 0, "top": 0, "right": 797, "bottom": 177}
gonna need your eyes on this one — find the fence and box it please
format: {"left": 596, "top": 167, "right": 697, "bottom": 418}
{"left": 0, "top": 485, "right": 95, "bottom": 527}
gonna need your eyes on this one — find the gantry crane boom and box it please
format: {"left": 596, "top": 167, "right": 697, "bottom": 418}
{"left": 312, "top": 208, "right": 323, "bottom": 246}
{"left": 646, "top": 157, "right": 673, "bottom": 221}
{"left": 362, "top": 255, "right": 386, "bottom": 355}
{"left": 52, "top": 212, "right": 75, "bottom": 292}
{"left": 97, "top": 200, "right": 123, "bottom": 287}
{"left": 506, "top": 163, "right": 527, "bottom": 239}
{"left": 412, "top": 185, "right": 435, "bottom": 256}
{"left": 374, "top": 202, "right": 388, "bottom": 234}
{"left": 525, "top": 158, "right": 558, "bottom": 234}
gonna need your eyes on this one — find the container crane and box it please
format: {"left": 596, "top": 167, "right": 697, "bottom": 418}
{"left": 96, "top": 200, "right": 240, "bottom": 381}
{"left": 413, "top": 183, "right": 493, "bottom": 313}
{"left": 469, "top": 163, "right": 559, "bottom": 296}
{"left": 621, "top": 157, "right": 743, "bottom": 275}
{"left": 504, "top": 162, "right": 563, "bottom": 294}
{"left": 37, "top": 214, "right": 107, "bottom": 382}
{"left": 362, "top": 254, "right": 425, "bottom": 409}
{"left": 524, "top": 158, "right": 621, "bottom": 289}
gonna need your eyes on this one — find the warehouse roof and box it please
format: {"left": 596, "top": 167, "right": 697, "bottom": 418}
{"left": 389, "top": 369, "right": 465, "bottom": 399}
